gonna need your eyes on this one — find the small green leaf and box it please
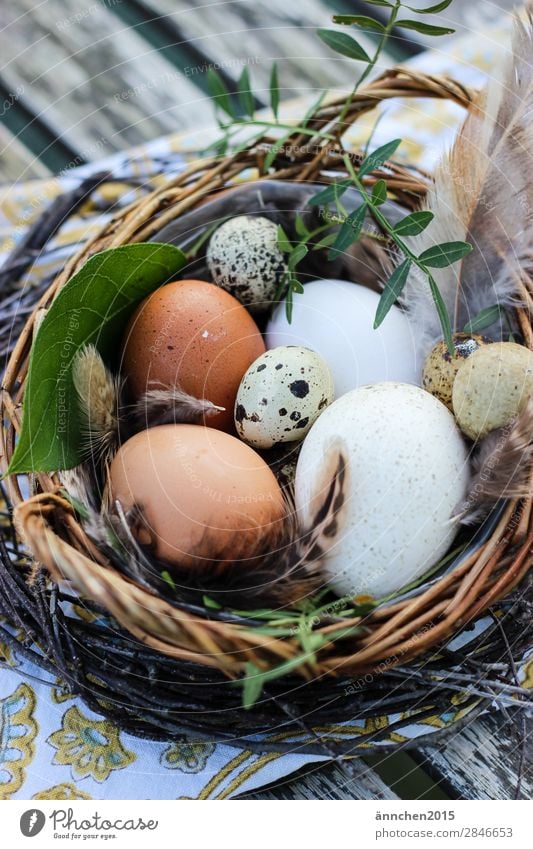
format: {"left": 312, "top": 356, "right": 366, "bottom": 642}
{"left": 309, "top": 178, "right": 352, "bottom": 207}
{"left": 240, "top": 654, "right": 315, "bottom": 708}
{"left": 207, "top": 69, "right": 235, "bottom": 118}
{"left": 314, "top": 231, "right": 339, "bottom": 250}
{"left": 371, "top": 179, "right": 387, "bottom": 206}
{"left": 374, "top": 259, "right": 411, "bottom": 328}
{"left": 288, "top": 243, "right": 308, "bottom": 270}
{"left": 203, "top": 595, "right": 222, "bottom": 610}
{"left": 317, "top": 29, "right": 371, "bottom": 62}
{"left": 365, "top": 0, "right": 393, "bottom": 6}
{"left": 237, "top": 66, "right": 254, "bottom": 117}
{"left": 276, "top": 224, "right": 293, "bottom": 254}
{"left": 328, "top": 205, "right": 366, "bottom": 259}
{"left": 418, "top": 241, "right": 472, "bottom": 268}
{"left": 428, "top": 273, "right": 454, "bottom": 353}
{"left": 404, "top": 0, "right": 453, "bottom": 13}
{"left": 463, "top": 305, "right": 503, "bottom": 334}
{"left": 294, "top": 213, "right": 309, "bottom": 238}
{"left": 161, "top": 571, "right": 177, "bottom": 592}
{"left": 7, "top": 243, "right": 187, "bottom": 474}
{"left": 270, "top": 63, "right": 280, "bottom": 119}
{"left": 395, "top": 19, "right": 455, "bottom": 36}
{"left": 393, "top": 210, "right": 434, "bottom": 236}
{"left": 332, "top": 15, "right": 385, "bottom": 31}
{"left": 359, "top": 138, "right": 402, "bottom": 176}
{"left": 263, "top": 134, "right": 289, "bottom": 171}
{"left": 242, "top": 663, "right": 265, "bottom": 709}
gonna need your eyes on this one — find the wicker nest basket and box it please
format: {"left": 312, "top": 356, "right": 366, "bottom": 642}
{"left": 1, "top": 69, "right": 532, "bottom": 751}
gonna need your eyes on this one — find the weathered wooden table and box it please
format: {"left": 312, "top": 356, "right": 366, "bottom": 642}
{"left": 0, "top": 0, "right": 529, "bottom": 801}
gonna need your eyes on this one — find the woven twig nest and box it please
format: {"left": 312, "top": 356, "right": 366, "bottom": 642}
{"left": 1, "top": 69, "right": 531, "bottom": 749}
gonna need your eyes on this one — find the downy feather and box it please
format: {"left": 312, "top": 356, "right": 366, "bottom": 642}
{"left": 402, "top": 9, "right": 533, "bottom": 362}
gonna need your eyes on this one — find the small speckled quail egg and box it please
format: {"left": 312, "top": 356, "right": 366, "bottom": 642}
{"left": 422, "top": 333, "right": 492, "bottom": 410}
{"left": 452, "top": 342, "right": 533, "bottom": 440}
{"left": 295, "top": 383, "right": 469, "bottom": 599}
{"left": 206, "top": 215, "right": 287, "bottom": 312}
{"left": 235, "top": 346, "right": 334, "bottom": 449}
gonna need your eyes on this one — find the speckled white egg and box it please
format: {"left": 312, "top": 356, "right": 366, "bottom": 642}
{"left": 235, "top": 346, "right": 334, "bottom": 449}
{"left": 206, "top": 215, "right": 287, "bottom": 312}
{"left": 295, "top": 383, "right": 469, "bottom": 599}
{"left": 266, "top": 279, "right": 419, "bottom": 396}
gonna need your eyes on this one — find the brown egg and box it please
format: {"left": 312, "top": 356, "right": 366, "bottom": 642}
{"left": 122, "top": 279, "right": 265, "bottom": 430}
{"left": 109, "top": 424, "right": 287, "bottom": 569}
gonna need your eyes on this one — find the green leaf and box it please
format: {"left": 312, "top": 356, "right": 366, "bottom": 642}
{"left": 270, "top": 63, "right": 280, "bottom": 119}
{"left": 393, "top": 210, "right": 434, "bottom": 236}
{"left": 313, "top": 231, "right": 339, "bottom": 250}
{"left": 428, "top": 273, "right": 454, "bottom": 353}
{"left": 365, "top": 0, "right": 393, "bottom": 6}
{"left": 7, "top": 243, "right": 187, "bottom": 474}
{"left": 328, "top": 205, "right": 366, "bottom": 259}
{"left": 237, "top": 66, "right": 254, "bottom": 117}
{"left": 309, "top": 178, "right": 352, "bottom": 207}
{"left": 374, "top": 259, "right": 411, "bottom": 328}
{"left": 359, "top": 138, "right": 402, "bottom": 177}
{"left": 404, "top": 0, "right": 453, "bottom": 12}
{"left": 294, "top": 213, "right": 309, "bottom": 238}
{"left": 240, "top": 654, "right": 315, "bottom": 708}
{"left": 371, "top": 179, "right": 387, "bottom": 206}
{"left": 332, "top": 15, "right": 385, "bottom": 31}
{"left": 207, "top": 69, "right": 235, "bottom": 118}
{"left": 161, "top": 571, "right": 177, "bottom": 592}
{"left": 288, "top": 243, "right": 308, "bottom": 270}
{"left": 276, "top": 224, "right": 293, "bottom": 254}
{"left": 418, "top": 240, "right": 472, "bottom": 268}
{"left": 203, "top": 595, "right": 222, "bottom": 610}
{"left": 263, "top": 134, "right": 289, "bottom": 172}
{"left": 317, "top": 29, "right": 371, "bottom": 62}
{"left": 463, "top": 305, "right": 503, "bottom": 334}
{"left": 395, "top": 19, "right": 455, "bottom": 36}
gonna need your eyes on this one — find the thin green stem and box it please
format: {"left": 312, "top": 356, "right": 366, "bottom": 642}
{"left": 336, "top": 0, "right": 402, "bottom": 133}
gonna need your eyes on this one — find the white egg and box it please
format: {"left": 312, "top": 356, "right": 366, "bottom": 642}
{"left": 207, "top": 215, "right": 287, "bottom": 312}
{"left": 266, "top": 279, "right": 419, "bottom": 396}
{"left": 235, "top": 346, "right": 334, "bottom": 449}
{"left": 295, "top": 383, "right": 469, "bottom": 599}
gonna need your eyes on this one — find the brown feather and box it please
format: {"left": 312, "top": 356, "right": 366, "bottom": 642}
{"left": 130, "top": 386, "right": 224, "bottom": 428}
{"left": 456, "top": 399, "right": 533, "bottom": 524}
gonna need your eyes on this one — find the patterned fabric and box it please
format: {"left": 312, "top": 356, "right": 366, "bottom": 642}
{"left": 0, "top": 15, "right": 529, "bottom": 799}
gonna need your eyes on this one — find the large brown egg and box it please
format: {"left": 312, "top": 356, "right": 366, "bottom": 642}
{"left": 109, "top": 424, "right": 287, "bottom": 569}
{"left": 122, "top": 279, "right": 265, "bottom": 431}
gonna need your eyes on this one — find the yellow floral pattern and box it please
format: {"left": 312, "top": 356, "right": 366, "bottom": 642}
{"left": 161, "top": 740, "right": 215, "bottom": 773}
{"left": 47, "top": 706, "right": 136, "bottom": 782}
{"left": 33, "top": 782, "right": 92, "bottom": 800}
{"left": 0, "top": 683, "right": 38, "bottom": 799}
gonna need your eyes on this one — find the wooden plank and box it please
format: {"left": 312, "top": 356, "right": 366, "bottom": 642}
{"left": 0, "top": 123, "right": 52, "bottom": 182}
{"left": 244, "top": 759, "right": 399, "bottom": 800}
{"left": 0, "top": 0, "right": 215, "bottom": 161}
{"left": 140, "top": 0, "right": 398, "bottom": 97}
{"left": 417, "top": 713, "right": 532, "bottom": 800}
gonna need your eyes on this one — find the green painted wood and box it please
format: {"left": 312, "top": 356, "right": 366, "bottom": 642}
{"left": 0, "top": 122, "right": 52, "bottom": 182}
{"left": 138, "top": 0, "right": 399, "bottom": 99}
{"left": 0, "top": 0, "right": 216, "bottom": 163}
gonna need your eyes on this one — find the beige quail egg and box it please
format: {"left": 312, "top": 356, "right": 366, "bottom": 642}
{"left": 235, "top": 346, "right": 334, "bottom": 449}
{"left": 206, "top": 215, "right": 287, "bottom": 312}
{"left": 422, "top": 333, "right": 492, "bottom": 410}
{"left": 452, "top": 342, "right": 533, "bottom": 440}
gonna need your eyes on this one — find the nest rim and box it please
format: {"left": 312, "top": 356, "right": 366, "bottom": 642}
{"left": 0, "top": 67, "right": 532, "bottom": 746}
